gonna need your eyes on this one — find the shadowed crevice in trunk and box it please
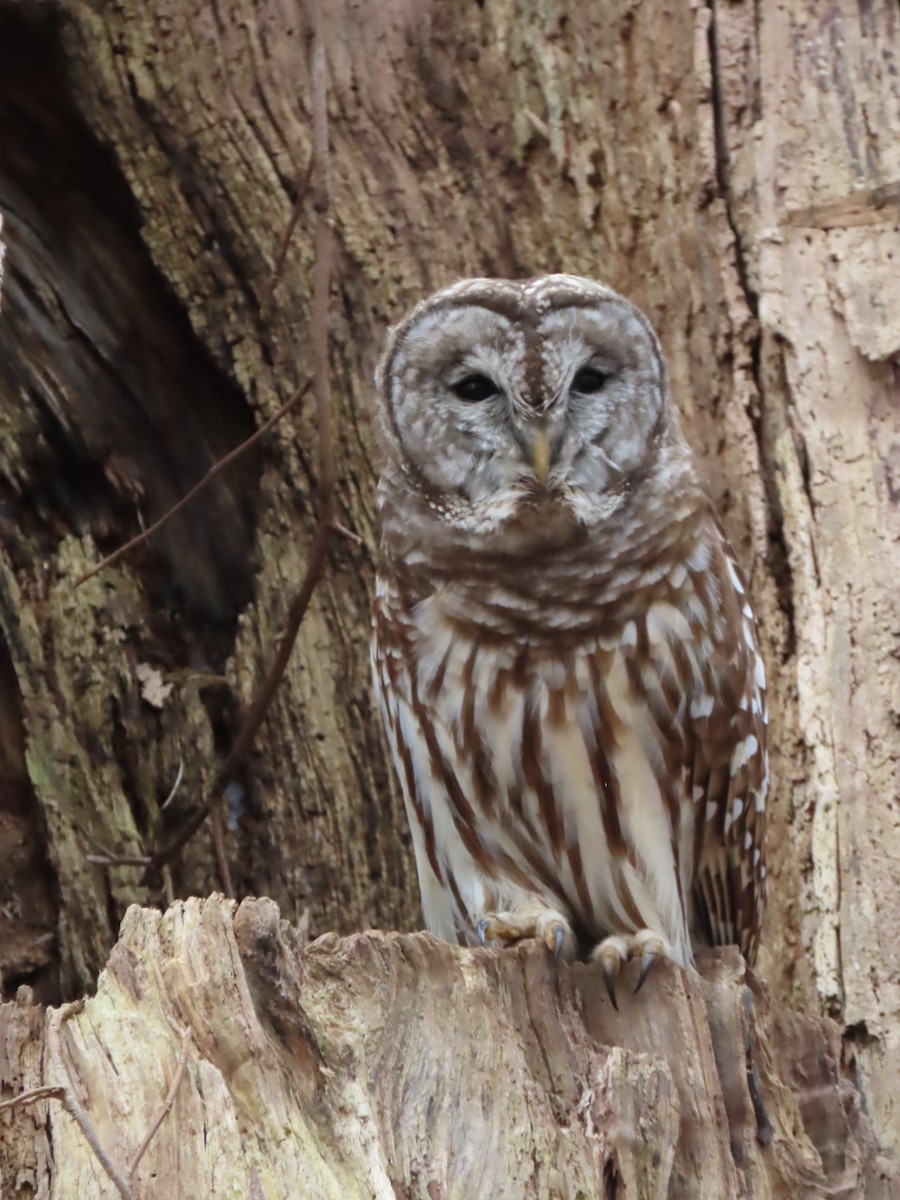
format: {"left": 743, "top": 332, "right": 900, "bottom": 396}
{"left": 0, "top": 5, "right": 263, "bottom": 639}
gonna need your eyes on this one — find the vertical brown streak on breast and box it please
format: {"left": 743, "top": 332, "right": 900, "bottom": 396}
{"left": 506, "top": 782, "right": 540, "bottom": 846}
{"left": 615, "top": 866, "right": 647, "bottom": 932}
{"left": 546, "top": 685, "right": 567, "bottom": 728}
{"left": 470, "top": 738, "right": 497, "bottom": 819}
{"left": 407, "top": 668, "right": 489, "bottom": 871}
{"left": 566, "top": 836, "right": 593, "bottom": 918}
{"left": 395, "top": 735, "right": 442, "bottom": 885}
{"left": 487, "top": 665, "right": 508, "bottom": 715}
{"left": 582, "top": 682, "right": 646, "bottom": 929}
{"left": 521, "top": 700, "right": 564, "bottom": 859}
{"left": 586, "top": 650, "right": 619, "bottom": 733}
{"left": 511, "top": 831, "right": 565, "bottom": 899}
{"left": 446, "top": 871, "right": 470, "bottom": 942}
{"left": 459, "top": 635, "right": 480, "bottom": 745}
{"left": 459, "top": 636, "right": 498, "bottom": 818}
{"left": 425, "top": 641, "right": 452, "bottom": 702}
{"left": 587, "top": 674, "right": 629, "bottom": 862}
{"left": 512, "top": 646, "right": 530, "bottom": 690}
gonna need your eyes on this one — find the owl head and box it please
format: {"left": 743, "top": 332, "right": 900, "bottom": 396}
{"left": 376, "top": 275, "right": 690, "bottom": 540}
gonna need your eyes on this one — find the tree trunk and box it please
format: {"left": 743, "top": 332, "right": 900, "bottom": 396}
{"left": 0, "top": 0, "right": 897, "bottom": 1188}
{"left": 1, "top": 895, "right": 895, "bottom": 1199}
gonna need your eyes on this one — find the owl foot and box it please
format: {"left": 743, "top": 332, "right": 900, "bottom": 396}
{"left": 475, "top": 902, "right": 576, "bottom": 960}
{"left": 592, "top": 929, "right": 672, "bottom": 1012}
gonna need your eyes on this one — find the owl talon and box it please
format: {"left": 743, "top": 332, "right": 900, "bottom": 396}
{"left": 593, "top": 930, "right": 673, "bottom": 1006}
{"left": 635, "top": 949, "right": 657, "bottom": 994}
{"left": 551, "top": 924, "right": 566, "bottom": 958}
{"left": 472, "top": 903, "right": 574, "bottom": 958}
{"left": 603, "top": 963, "right": 619, "bottom": 1011}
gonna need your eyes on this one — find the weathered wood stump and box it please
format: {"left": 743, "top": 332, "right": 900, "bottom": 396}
{"left": 1, "top": 896, "right": 894, "bottom": 1198}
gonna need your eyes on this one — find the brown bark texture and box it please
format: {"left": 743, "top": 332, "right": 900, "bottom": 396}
{"left": 0, "top": 0, "right": 898, "bottom": 1190}
{"left": 0, "top": 894, "right": 896, "bottom": 1199}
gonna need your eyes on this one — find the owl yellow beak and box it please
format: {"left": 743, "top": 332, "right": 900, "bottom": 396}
{"left": 530, "top": 430, "right": 551, "bottom": 486}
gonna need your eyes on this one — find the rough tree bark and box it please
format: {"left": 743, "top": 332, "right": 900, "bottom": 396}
{"left": 0, "top": 0, "right": 897, "bottom": 1194}
{"left": 0, "top": 895, "right": 895, "bottom": 1198}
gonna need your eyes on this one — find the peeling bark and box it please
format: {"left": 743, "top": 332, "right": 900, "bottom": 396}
{"left": 0, "top": 0, "right": 897, "bottom": 1178}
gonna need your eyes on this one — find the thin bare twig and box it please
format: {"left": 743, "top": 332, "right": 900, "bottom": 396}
{"left": 74, "top": 382, "right": 309, "bottom": 588}
{"left": 160, "top": 760, "right": 185, "bottom": 812}
{"left": 141, "top": 1, "right": 334, "bottom": 885}
{"left": 332, "top": 520, "right": 363, "bottom": 546}
{"left": 210, "top": 806, "right": 235, "bottom": 899}
{"left": 75, "top": 819, "right": 150, "bottom": 868}
{"left": 86, "top": 854, "right": 151, "bottom": 867}
{"left": 262, "top": 150, "right": 315, "bottom": 312}
{"left": 0, "top": 1084, "right": 66, "bottom": 1112}
{"left": 48, "top": 1001, "right": 133, "bottom": 1199}
{"left": 128, "top": 1027, "right": 193, "bottom": 1185}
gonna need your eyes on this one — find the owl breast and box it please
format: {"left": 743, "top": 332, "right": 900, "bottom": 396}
{"left": 372, "top": 542, "right": 766, "bottom": 967}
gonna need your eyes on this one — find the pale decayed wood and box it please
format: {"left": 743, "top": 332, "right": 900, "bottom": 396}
{"left": 0, "top": 895, "right": 894, "bottom": 1198}
{"left": 711, "top": 0, "right": 900, "bottom": 1153}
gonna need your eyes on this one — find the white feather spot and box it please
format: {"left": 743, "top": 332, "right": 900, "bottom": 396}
{"left": 760, "top": 865, "right": 767, "bottom": 879}
{"left": 620, "top": 620, "right": 637, "bottom": 648}
{"left": 754, "top": 654, "right": 766, "bottom": 689}
{"left": 544, "top": 660, "right": 567, "bottom": 689}
{"left": 732, "top": 797, "right": 744, "bottom": 822}
{"left": 731, "top": 734, "right": 759, "bottom": 773}
{"left": 744, "top": 830, "right": 753, "bottom": 849}
{"left": 753, "top": 849, "right": 760, "bottom": 867}
{"left": 690, "top": 693, "right": 714, "bottom": 719}
{"left": 705, "top": 801, "right": 718, "bottom": 822}
{"left": 645, "top": 607, "right": 666, "bottom": 644}
{"left": 693, "top": 785, "right": 705, "bottom": 803}
{"left": 726, "top": 558, "right": 744, "bottom": 594}
{"left": 742, "top": 602, "right": 754, "bottom": 619}
{"left": 688, "top": 540, "right": 711, "bottom": 573}
{"left": 669, "top": 562, "right": 687, "bottom": 590}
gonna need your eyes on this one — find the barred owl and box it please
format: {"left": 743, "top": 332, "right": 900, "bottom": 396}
{"left": 371, "top": 275, "right": 767, "bottom": 1003}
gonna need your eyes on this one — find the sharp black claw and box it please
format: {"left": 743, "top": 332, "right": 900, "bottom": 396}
{"left": 552, "top": 925, "right": 565, "bottom": 958}
{"left": 475, "top": 919, "right": 489, "bottom": 946}
{"left": 635, "top": 949, "right": 657, "bottom": 994}
{"left": 603, "top": 963, "right": 619, "bottom": 1011}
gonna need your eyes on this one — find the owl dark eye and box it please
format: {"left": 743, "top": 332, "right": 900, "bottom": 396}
{"left": 571, "top": 366, "right": 609, "bottom": 394}
{"left": 451, "top": 374, "right": 500, "bottom": 403}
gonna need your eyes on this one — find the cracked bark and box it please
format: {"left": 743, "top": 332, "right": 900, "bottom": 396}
{"left": 0, "top": 896, "right": 895, "bottom": 1198}
{"left": 0, "top": 0, "right": 897, "bottom": 1191}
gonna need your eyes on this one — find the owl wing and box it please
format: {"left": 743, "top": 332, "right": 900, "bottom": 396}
{"left": 688, "top": 549, "right": 768, "bottom": 963}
